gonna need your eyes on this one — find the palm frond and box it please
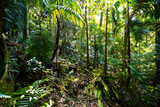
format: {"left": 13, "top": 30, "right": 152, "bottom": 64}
{"left": 49, "top": 5, "right": 85, "bottom": 23}
{"left": 130, "top": 20, "right": 150, "bottom": 42}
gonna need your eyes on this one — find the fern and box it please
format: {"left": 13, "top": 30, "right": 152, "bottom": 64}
{"left": 9, "top": 79, "right": 50, "bottom": 107}
{"left": 0, "top": 90, "right": 11, "bottom": 98}
{"left": 26, "top": 27, "right": 53, "bottom": 64}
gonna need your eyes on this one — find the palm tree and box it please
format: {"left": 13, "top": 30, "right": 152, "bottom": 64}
{"left": 137, "top": 0, "right": 160, "bottom": 85}
{"left": 49, "top": 0, "right": 84, "bottom": 62}
{"left": 141, "top": 0, "right": 160, "bottom": 85}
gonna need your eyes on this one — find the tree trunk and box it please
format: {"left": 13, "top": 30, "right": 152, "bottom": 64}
{"left": 23, "top": 5, "right": 28, "bottom": 40}
{"left": 127, "top": 0, "right": 131, "bottom": 86}
{"left": 51, "top": 1, "right": 61, "bottom": 62}
{"left": 122, "top": 31, "right": 127, "bottom": 73}
{"left": 0, "top": 36, "right": 7, "bottom": 80}
{"left": 104, "top": 7, "right": 108, "bottom": 75}
{"left": 97, "top": 7, "right": 104, "bottom": 68}
{"left": 39, "top": 12, "right": 42, "bottom": 61}
{"left": 139, "top": 39, "right": 140, "bottom": 71}
{"left": 122, "top": 1, "right": 129, "bottom": 73}
{"left": 94, "top": 35, "right": 97, "bottom": 68}
{"left": 111, "top": 8, "right": 116, "bottom": 55}
{"left": 0, "top": 0, "right": 9, "bottom": 80}
{"left": 85, "top": 3, "right": 89, "bottom": 69}
{"left": 154, "top": 30, "right": 160, "bottom": 85}
{"left": 99, "top": 10, "right": 103, "bottom": 27}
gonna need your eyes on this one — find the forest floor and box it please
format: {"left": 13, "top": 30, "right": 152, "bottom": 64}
{"left": 38, "top": 67, "right": 109, "bottom": 107}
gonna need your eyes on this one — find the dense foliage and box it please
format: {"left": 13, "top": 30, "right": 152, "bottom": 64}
{"left": 0, "top": 0, "right": 160, "bottom": 106}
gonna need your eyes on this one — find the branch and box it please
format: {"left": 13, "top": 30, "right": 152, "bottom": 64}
{"left": 4, "top": 38, "right": 22, "bottom": 47}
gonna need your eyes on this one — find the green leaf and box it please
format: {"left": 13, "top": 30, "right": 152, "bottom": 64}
{"left": 128, "top": 64, "right": 142, "bottom": 77}
{"left": 49, "top": 5, "right": 85, "bottom": 23}
{"left": 0, "top": 90, "right": 11, "bottom": 98}
{"left": 0, "top": 93, "right": 11, "bottom": 98}
{"left": 69, "top": 70, "right": 74, "bottom": 76}
{"left": 95, "top": 88, "right": 102, "bottom": 98}
{"left": 8, "top": 69, "right": 19, "bottom": 73}
{"left": 102, "top": 81, "right": 109, "bottom": 92}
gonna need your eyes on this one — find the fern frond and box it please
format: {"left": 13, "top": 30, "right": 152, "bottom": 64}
{"left": 26, "top": 27, "right": 53, "bottom": 64}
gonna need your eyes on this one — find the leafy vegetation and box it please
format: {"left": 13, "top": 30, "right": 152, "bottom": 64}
{"left": 0, "top": 0, "right": 160, "bottom": 106}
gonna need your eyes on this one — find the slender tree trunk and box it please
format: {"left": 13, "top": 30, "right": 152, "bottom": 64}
{"left": 154, "top": 30, "right": 160, "bottom": 85}
{"left": 27, "top": 5, "right": 29, "bottom": 38}
{"left": 85, "top": 3, "right": 89, "bottom": 69}
{"left": 146, "top": 35, "right": 147, "bottom": 46}
{"left": 51, "top": 1, "right": 60, "bottom": 62}
{"left": 23, "top": 5, "right": 28, "bottom": 40}
{"left": 139, "top": 39, "right": 140, "bottom": 71}
{"left": 122, "top": 30, "right": 127, "bottom": 73}
{"left": 61, "top": 0, "right": 66, "bottom": 55}
{"left": 97, "top": 7, "right": 104, "bottom": 68}
{"left": 39, "top": 12, "right": 42, "bottom": 61}
{"left": 104, "top": 7, "right": 108, "bottom": 75}
{"left": 94, "top": 35, "right": 97, "bottom": 68}
{"left": 111, "top": 8, "right": 116, "bottom": 55}
{"left": 127, "top": 0, "right": 131, "bottom": 85}
{"left": 81, "top": 30, "right": 83, "bottom": 62}
{"left": 99, "top": 10, "right": 103, "bottom": 27}
{"left": 122, "top": 2, "right": 129, "bottom": 73}
{"left": 121, "top": 26, "right": 127, "bottom": 87}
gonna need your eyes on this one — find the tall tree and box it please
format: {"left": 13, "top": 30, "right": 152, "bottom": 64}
{"left": 122, "top": 23, "right": 127, "bottom": 73}
{"left": 51, "top": 1, "right": 61, "bottom": 62}
{"left": 152, "top": 1, "right": 160, "bottom": 85}
{"left": 104, "top": 7, "right": 108, "bottom": 75}
{"left": 111, "top": 5, "right": 116, "bottom": 55}
{"left": 140, "top": 0, "right": 160, "bottom": 85}
{"left": 85, "top": 1, "right": 89, "bottom": 69}
{"left": 94, "top": 34, "right": 97, "bottom": 68}
{"left": 99, "top": 8, "right": 103, "bottom": 27}
{"left": 127, "top": 0, "right": 131, "bottom": 85}
{"left": 50, "top": 0, "right": 84, "bottom": 62}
